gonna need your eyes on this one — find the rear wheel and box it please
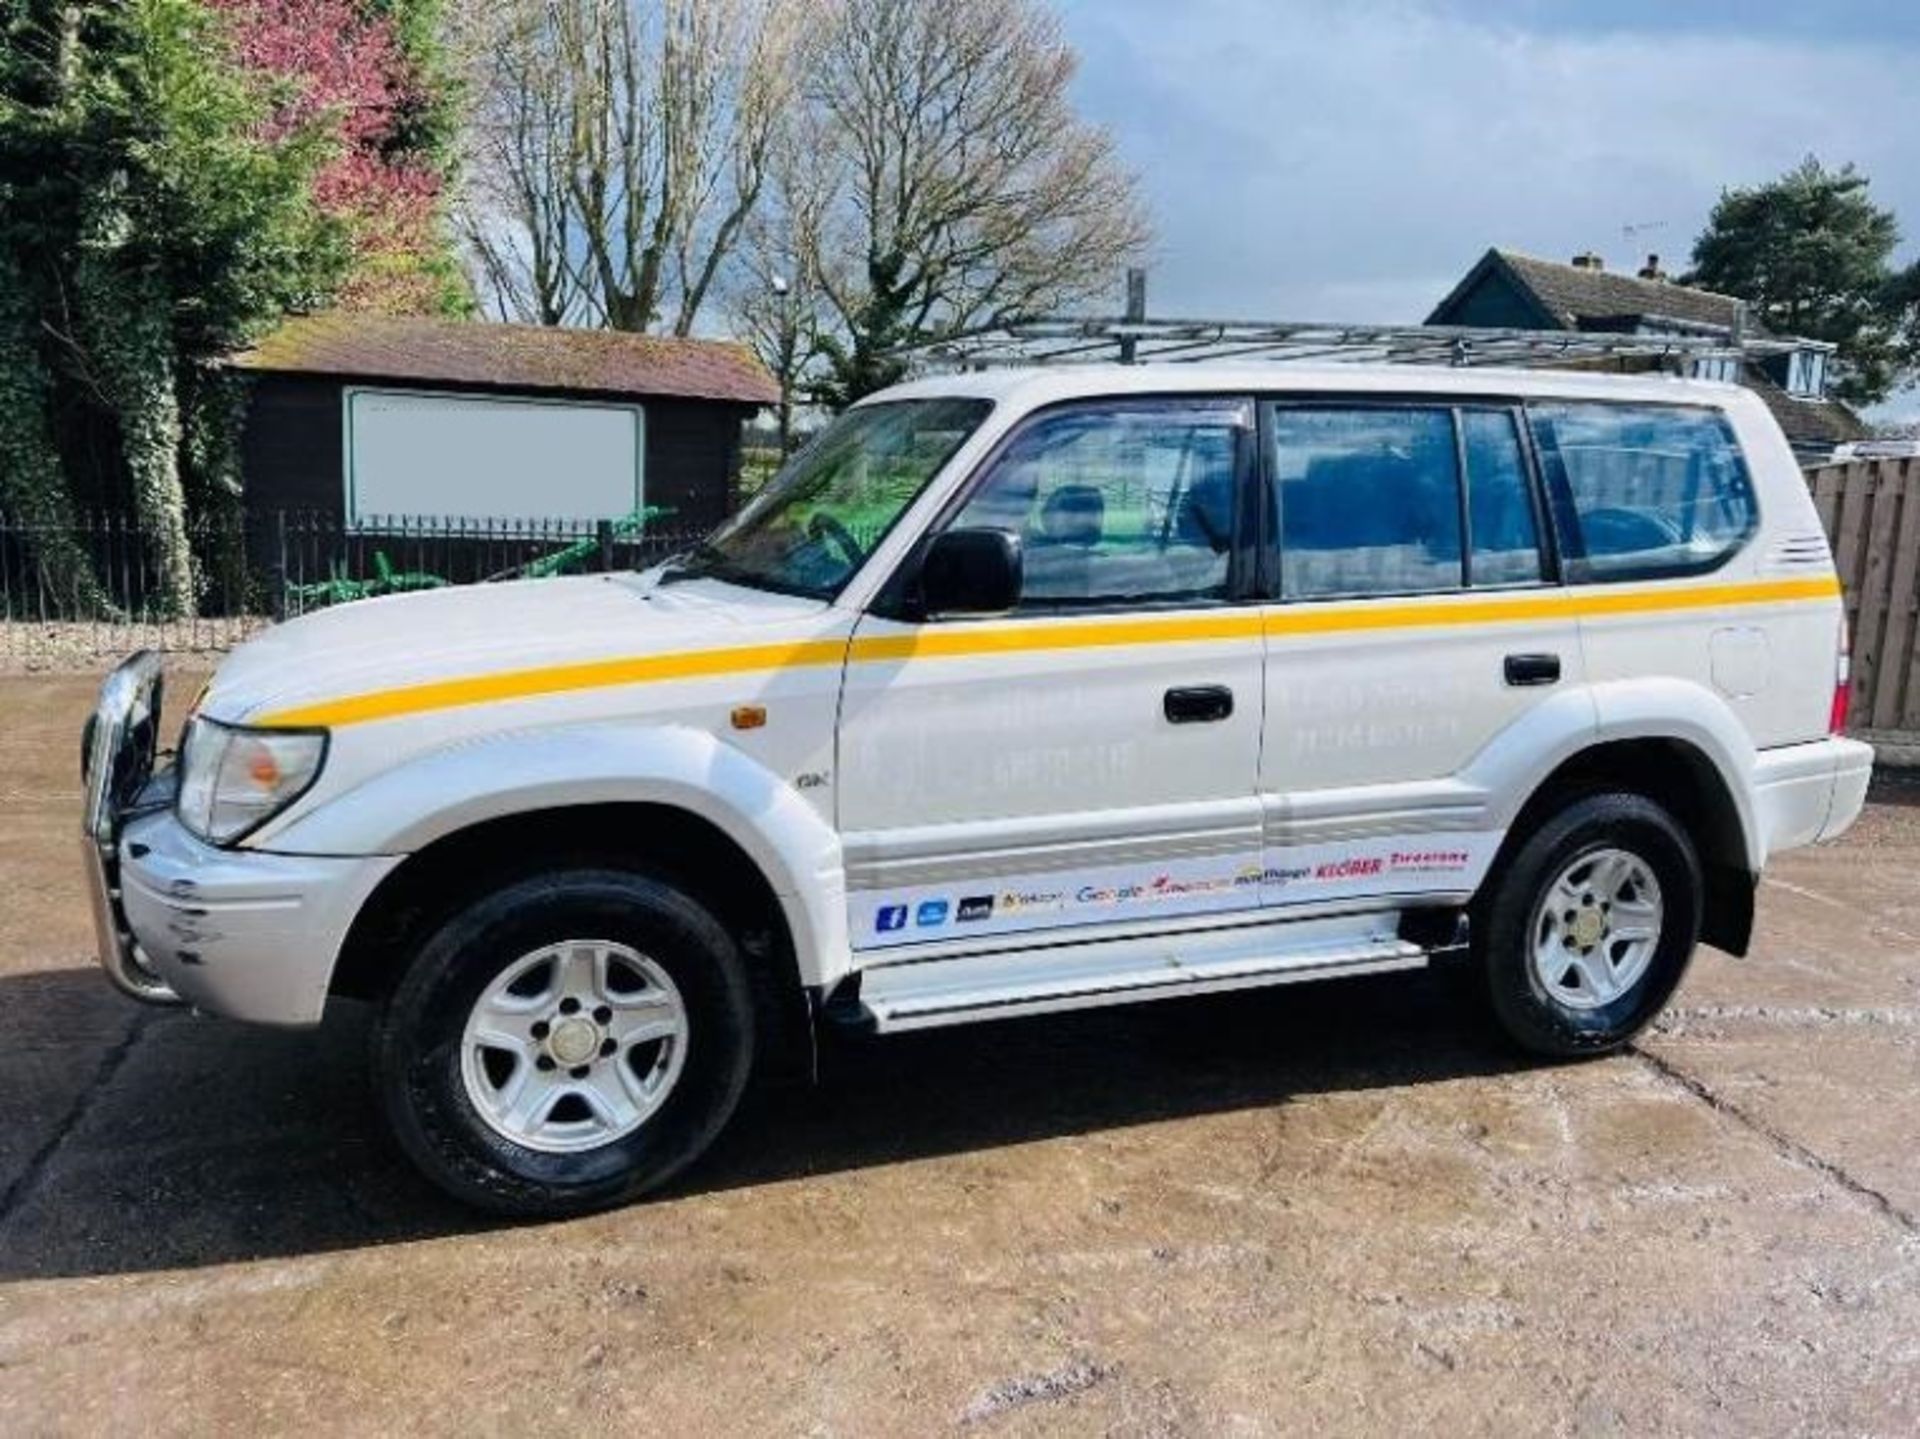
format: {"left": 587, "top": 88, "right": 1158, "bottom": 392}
{"left": 374, "top": 867, "right": 755, "bottom": 1216}
{"left": 1475, "top": 792, "right": 1701, "bottom": 1057}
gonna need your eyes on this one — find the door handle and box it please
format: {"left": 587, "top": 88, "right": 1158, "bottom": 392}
{"left": 1504, "top": 653, "right": 1561, "bottom": 687}
{"left": 1164, "top": 685, "right": 1234, "bottom": 724}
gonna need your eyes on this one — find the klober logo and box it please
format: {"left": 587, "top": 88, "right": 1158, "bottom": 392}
{"left": 1314, "top": 856, "right": 1385, "bottom": 880}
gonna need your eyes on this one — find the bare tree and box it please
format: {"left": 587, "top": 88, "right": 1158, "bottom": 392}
{"left": 799, "top": 0, "right": 1150, "bottom": 404}
{"left": 729, "top": 121, "right": 837, "bottom": 450}
{"left": 454, "top": 0, "right": 805, "bottom": 335}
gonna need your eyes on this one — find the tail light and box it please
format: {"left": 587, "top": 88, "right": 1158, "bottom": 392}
{"left": 1830, "top": 616, "right": 1852, "bottom": 735}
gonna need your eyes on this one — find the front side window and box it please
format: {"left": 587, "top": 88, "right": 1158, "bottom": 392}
{"left": 1272, "top": 407, "right": 1462, "bottom": 600}
{"left": 673, "top": 398, "right": 991, "bottom": 597}
{"left": 948, "top": 400, "right": 1248, "bottom": 609}
{"left": 1529, "top": 403, "right": 1756, "bottom": 581}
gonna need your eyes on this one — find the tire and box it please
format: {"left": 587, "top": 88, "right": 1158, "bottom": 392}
{"left": 1474, "top": 792, "right": 1701, "bottom": 1058}
{"left": 373, "top": 867, "right": 756, "bottom": 1217}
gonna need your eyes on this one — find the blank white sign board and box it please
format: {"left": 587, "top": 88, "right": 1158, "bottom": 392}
{"left": 346, "top": 389, "right": 644, "bottom": 522}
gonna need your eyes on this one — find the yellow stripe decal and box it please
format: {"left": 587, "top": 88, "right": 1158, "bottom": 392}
{"left": 259, "top": 639, "right": 853, "bottom": 729}
{"left": 255, "top": 575, "right": 1840, "bottom": 729}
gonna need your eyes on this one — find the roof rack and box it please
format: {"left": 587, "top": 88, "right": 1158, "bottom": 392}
{"left": 897, "top": 314, "right": 1822, "bottom": 373}
{"left": 892, "top": 272, "right": 1828, "bottom": 373}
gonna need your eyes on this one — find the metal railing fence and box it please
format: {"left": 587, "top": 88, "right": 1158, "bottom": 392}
{"left": 0, "top": 510, "right": 712, "bottom": 666}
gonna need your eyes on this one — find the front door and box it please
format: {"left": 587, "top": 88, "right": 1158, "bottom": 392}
{"left": 837, "top": 397, "right": 1268, "bottom": 952}
{"left": 1257, "top": 401, "right": 1580, "bottom": 906}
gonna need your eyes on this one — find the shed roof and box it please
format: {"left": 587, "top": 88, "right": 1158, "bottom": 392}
{"left": 233, "top": 314, "right": 778, "bottom": 406}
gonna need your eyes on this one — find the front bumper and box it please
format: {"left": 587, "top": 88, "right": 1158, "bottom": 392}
{"left": 118, "top": 810, "right": 397, "bottom": 1026}
{"left": 82, "top": 653, "right": 398, "bottom": 1027}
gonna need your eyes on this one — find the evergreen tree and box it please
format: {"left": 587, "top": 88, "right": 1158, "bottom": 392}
{"left": 1688, "top": 158, "right": 1909, "bottom": 407}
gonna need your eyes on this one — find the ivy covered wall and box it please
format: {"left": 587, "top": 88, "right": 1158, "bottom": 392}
{"left": 0, "top": 0, "right": 463, "bottom": 616}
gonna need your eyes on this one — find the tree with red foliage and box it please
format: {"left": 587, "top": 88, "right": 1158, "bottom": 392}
{"left": 212, "top": 0, "right": 467, "bottom": 314}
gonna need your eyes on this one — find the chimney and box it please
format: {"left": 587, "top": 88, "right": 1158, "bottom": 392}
{"left": 1638, "top": 253, "right": 1667, "bottom": 281}
{"left": 1571, "top": 251, "right": 1605, "bottom": 271}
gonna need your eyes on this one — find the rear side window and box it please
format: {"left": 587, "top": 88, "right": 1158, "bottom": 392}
{"left": 1528, "top": 403, "right": 1756, "bottom": 581}
{"left": 1461, "top": 409, "right": 1545, "bottom": 586}
{"left": 1272, "top": 408, "right": 1462, "bottom": 599}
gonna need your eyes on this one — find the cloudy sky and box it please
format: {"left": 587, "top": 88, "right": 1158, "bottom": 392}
{"left": 1053, "top": 0, "right": 1920, "bottom": 418}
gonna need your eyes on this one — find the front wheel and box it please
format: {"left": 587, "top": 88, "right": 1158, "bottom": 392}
{"left": 1475, "top": 792, "right": 1702, "bottom": 1058}
{"left": 374, "top": 868, "right": 756, "bottom": 1216}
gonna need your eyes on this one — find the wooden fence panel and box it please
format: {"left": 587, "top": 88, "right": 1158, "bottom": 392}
{"left": 1851, "top": 462, "right": 1893, "bottom": 724}
{"left": 1885, "top": 460, "right": 1920, "bottom": 730}
{"left": 1870, "top": 460, "right": 1920, "bottom": 729}
{"left": 1806, "top": 456, "right": 1920, "bottom": 735}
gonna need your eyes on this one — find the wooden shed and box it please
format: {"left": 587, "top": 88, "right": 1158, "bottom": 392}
{"left": 232, "top": 315, "right": 777, "bottom": 530}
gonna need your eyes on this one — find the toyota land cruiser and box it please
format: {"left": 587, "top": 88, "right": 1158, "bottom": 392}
{"left": 82, "top": 365, "right": 1872, "bottom": 1215}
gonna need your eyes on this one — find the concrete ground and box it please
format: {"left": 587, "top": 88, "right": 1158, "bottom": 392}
{"left": 2, "top": 671, "right": 1917, "bottom": 1436}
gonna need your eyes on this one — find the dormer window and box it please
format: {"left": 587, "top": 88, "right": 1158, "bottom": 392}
{"left": 1786, "top": 348, "right": 1829, "bottom": 398}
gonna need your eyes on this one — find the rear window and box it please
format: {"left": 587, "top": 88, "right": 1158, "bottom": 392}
{"left": 1528, "top": 403, "right": 1756, "bottom": 581}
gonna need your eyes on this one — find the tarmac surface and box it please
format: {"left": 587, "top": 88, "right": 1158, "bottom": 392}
{"left": 2, "top": 671, "right": 1917, "bottom": 1434}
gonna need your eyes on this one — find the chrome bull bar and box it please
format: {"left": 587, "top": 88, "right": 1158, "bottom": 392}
{"left": 82, "top": 651, "right": 184, "bottom": 1006}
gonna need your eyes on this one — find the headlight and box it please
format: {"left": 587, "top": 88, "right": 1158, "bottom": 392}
{"left": 176, "top": 717, "right": 328, "bottom": 845}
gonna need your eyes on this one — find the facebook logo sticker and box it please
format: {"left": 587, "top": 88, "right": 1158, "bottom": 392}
{"left": 876, "top": 904, "right": 909, "bottom": 933}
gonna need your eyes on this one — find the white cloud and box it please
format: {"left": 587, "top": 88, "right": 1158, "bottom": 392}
{"left": 1059, "top": 0, "right": 1920, "bottom": 326}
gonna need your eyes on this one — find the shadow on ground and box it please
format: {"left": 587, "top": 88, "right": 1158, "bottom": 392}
{"left": 0, "top": 964, "right": 1526, "bottom": 1282}
{"left": 1866, "top": 767, "right": 1920, "bottom": 807}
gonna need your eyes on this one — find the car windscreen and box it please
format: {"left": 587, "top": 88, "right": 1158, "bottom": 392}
{"left": 663, "top": 398, "right": 993, "bottom": 598}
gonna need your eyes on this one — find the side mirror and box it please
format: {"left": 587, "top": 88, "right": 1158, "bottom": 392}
{"left": 918, "top": 527, "right": 1022, "bottom": 617}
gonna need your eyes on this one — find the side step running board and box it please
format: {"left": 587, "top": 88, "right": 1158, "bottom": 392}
{"left": 854, "top": 913, "right": 1427, "bottom": 1033}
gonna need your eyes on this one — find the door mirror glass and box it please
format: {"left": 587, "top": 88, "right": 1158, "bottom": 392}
{"left": 919, "top": 528, "right": 1023, "bottom": 616}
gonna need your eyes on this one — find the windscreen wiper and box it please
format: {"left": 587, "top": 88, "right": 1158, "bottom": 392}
{"left": 655, "top": 539, "right": 728, "bottom": 585}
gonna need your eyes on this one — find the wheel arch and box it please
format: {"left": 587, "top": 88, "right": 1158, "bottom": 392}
{"left": 1488, "top": 735, "right": 1755, "bottom": 956}
{"left": 289, "top": 723, "right": 850, "bottom": 1078}
{"left": 331, "top": 800, "right": 818, "bottom": 1077}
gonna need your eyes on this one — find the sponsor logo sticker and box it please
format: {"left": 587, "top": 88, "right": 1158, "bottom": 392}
{"left": 1314, "top": 856, "right": 1385, "bottom": 880}
{"left": 916, "top": 899, "right": 950, "bottom": 927}
{"left": 998, "top": 888, "right": 1064, "bottom": 914}
{"left": 956, "top": 895, "right": 994, "bottom": 922}
{"left": 875, "top": 904, "right": 909, "bottom": 933}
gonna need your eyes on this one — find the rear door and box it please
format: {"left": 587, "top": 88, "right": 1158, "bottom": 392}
{"left": 837, "top": 397, "right": 1269, "bottom": 951}
{"left": 1257, "top": 400, "right": 1581, "bottom": 906}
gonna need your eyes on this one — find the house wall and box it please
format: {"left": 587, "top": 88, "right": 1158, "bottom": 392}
{"left": 1428, "top": 272, "right": 1548, "bottom": 331}
{"left": 238, "top": 374, "right": 751, "bottom": 529}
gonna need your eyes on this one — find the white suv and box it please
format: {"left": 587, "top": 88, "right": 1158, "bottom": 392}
{"left": 82, "top": 364, "right": 1872, "bottom": 1215}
